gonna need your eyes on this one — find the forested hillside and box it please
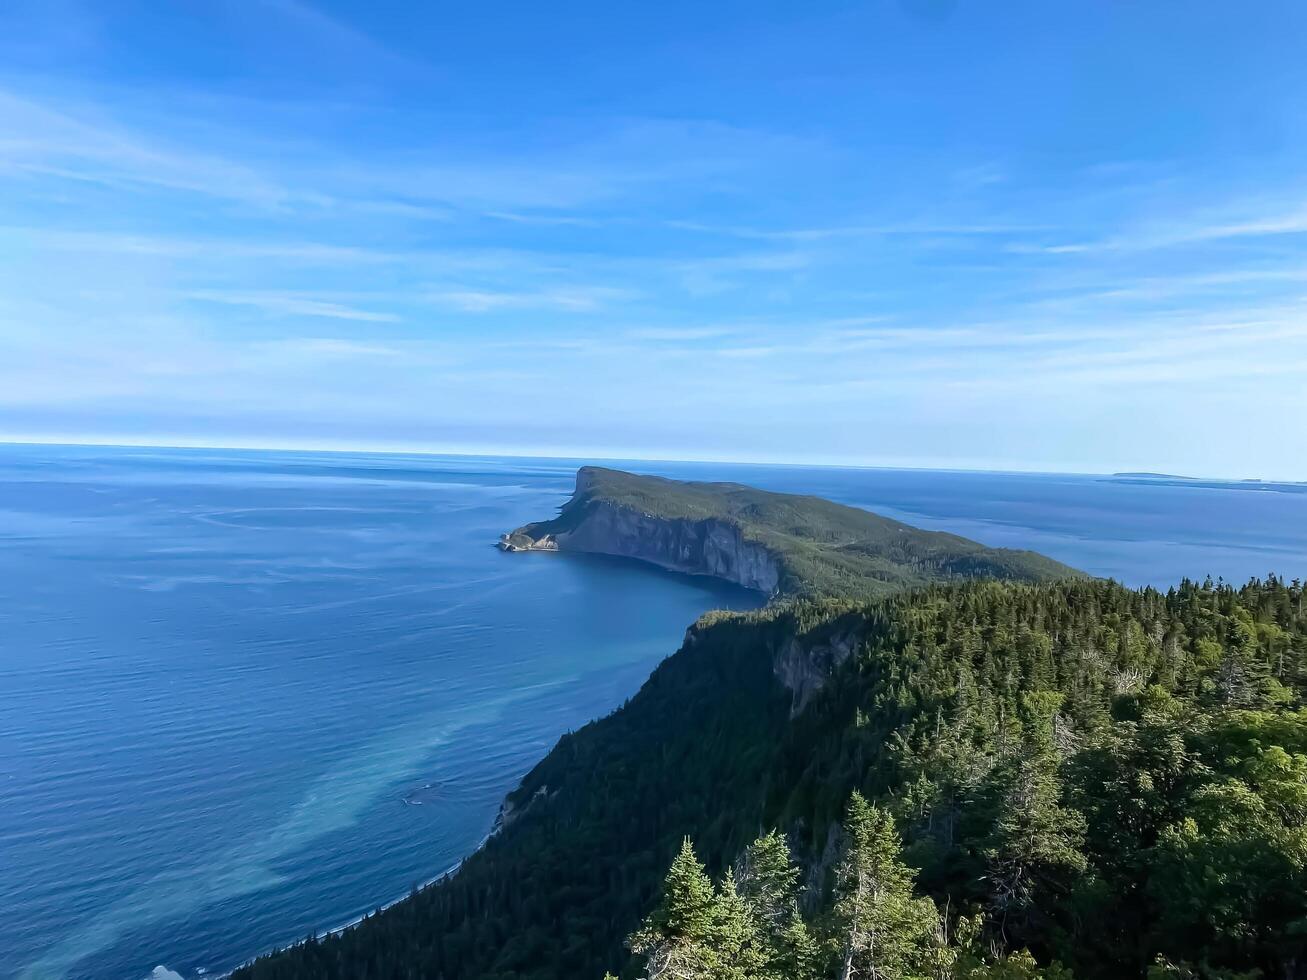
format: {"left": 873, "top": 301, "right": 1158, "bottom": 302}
{"left": 503, "top": 466, "right": 1082, "bottom": 597}
{"left": 238, "top": 577, "right": 1307, "bottom": 979}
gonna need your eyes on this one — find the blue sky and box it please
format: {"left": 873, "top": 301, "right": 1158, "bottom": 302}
{"left": 2, "top": 1, "right": 1306, "bottom": 477}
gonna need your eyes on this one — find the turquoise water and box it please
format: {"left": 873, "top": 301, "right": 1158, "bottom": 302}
{"left": 0, "top": 447, "right": 754, "bottom": 980}
{"left": 3, "top": 446, "right": 1305, "bottom": 980}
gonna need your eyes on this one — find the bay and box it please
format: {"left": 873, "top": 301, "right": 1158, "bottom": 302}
{"left": 2, "top": 445, "right": 1304, "bottom": 979}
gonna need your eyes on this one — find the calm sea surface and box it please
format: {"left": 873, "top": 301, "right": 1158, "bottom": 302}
{"left": 2, "top": 445, "right": 1305, "bottom": 980}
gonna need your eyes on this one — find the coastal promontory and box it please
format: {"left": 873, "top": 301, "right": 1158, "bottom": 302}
{"left": 500, "top": 465, "right": 1082, "bottom": 597}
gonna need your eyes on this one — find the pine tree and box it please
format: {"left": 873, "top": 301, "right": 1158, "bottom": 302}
{"left": 711, "top": 872, "right": 769, "bottom": 980}
{"left": 737, "top": 831, "right": 820, "bottom": 979}
{"left": 981, "top": 695, "right": 1087, "bottom": 942}
{"left": 630, "top": 838, "right": 720, "bottom": 980}
{"left": 738, "top": 831, "right": 802, "bottom": 930}
{"left": 829, "top": 792, "right": 943, "bottom": 980}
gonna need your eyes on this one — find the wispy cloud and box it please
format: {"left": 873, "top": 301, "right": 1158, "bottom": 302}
{"left": 1174, "top": 206, "right": 1307, "bottom": 244}
{"left": 3, "top": 226, "right": 398, "bottom": 265}
{"left": 1008, "top": 197, "right": 1307, "bottom": 255}
{"left": 0, "top": 83, "right": 817, "bottom": 222}
{"left": 259, "top": 337, "right": 407, "bottom": 358}
{"left": 187, "top": 290, "right": 401, "bottom": 322}
{"left": 666, "top": 218, "right": 1048, "bottom": 242}
{"left": 623, "top": 326, "right": 738, "bottom": 342}
{"left": 2, "top": 4, "right": 1306, "bottom": 477}
{"left": 0, "top": 90, "right": 298, "bottom": 207}
{"left": 422, "top": 286, "right": 633, "bottom": 313}
{"left": 252, "top": 0, "right": 429, "bottom": 76}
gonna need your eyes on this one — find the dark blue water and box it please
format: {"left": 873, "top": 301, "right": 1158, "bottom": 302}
{"left": 2, "top": 446, "right": 1304, "bottom": 980}
{"left": 631, "top": 461, "right": 1307, "bottom": 590}
{"left": 0, "top": 446, "right": 755, "bottom": 980}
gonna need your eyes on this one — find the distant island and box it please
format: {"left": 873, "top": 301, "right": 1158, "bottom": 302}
{"left": 1110, "top": 471, "right": 1197, "bottom": 480}
{"left": 239, "top": 468, "right": 1307, "bottom": 980}
{"left": 1110, "top": 471, "right": 1307, "bottom": 494}
{"left": 500, "top": 465, "right": 1082, "bottom": 597}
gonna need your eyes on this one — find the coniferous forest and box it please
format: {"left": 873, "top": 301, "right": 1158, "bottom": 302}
{"left": 239, "top": 576, "right": 1307, "bottom": 980}
{"left": 11, "top": 5, "right": 1307, "bottom": 978}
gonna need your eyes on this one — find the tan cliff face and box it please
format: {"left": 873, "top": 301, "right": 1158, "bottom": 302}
{"left": 683, "top": 617, "right": 860, "bottom": 717}
{"left": 499, "top": 465, "right": 865, "bottom": 712}
{"left": 501, "top": 500, "right": 783, "bottom": 595}
{"left": 773, "top": 628, "right": 859, "bottom": 716}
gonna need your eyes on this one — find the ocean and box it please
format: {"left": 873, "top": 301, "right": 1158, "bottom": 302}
{"left": 2, "top": 445, "right": 1304, "bottom": 979}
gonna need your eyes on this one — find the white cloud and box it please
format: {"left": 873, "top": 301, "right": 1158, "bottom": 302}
{"left": 623, "top": 326, "right": 737, "bottom": 341}
{"left": 422, "top": 286, "right": 631, "bottom": 313}
{"left": 187, "top": 290, "right": 401, "bottom": 322}
{"left": 256, "top": 338, "right": 407, "bottom": 359}
{"left": 0, "top": 89, "right": 297, "bottom": 207}
{"left": 1, "top": 39, "right": 1306, "bottom": 478}
{"left": 1009, "top": 198, "right": 1307, "bottom": 255}
{"left": 5, "top": 226, "right": 399, "bottom": 265}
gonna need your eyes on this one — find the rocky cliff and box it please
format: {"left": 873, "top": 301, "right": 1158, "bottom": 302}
{"left": 499, "top": 465, "right": 1083, "bottom": 600}
{"left": 772, "top": 626, "right": 859, "bottom": 715}
{"left": 682, "top": 613, "right": 860, "bottom": 716}
{"left": 500, "top": 470, "right": 783, "bottom": 595}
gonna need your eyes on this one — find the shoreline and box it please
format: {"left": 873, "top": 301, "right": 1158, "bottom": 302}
{"left": 215, "top": 830, "right": 494, "bottom": 979}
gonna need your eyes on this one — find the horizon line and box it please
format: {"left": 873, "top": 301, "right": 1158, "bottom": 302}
{"left": 0, "top": 434, "right": 1296, "bottom": 485}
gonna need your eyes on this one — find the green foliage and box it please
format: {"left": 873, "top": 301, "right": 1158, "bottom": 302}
{"left": 947, "top": 917, "right": 1042, "bottom": 979}
{"left": 627, "top": 836, "right": 802, "bottom": 980}
{"left": 511, "top": 467, "right": 1084, "bottom": 598}
{"left": 627, "top": 816, "right": 1076, "bottom": 980}
{"left": 737, "top": 831, "right": 821, "bottom": 979}
{"left": 826, "top": 792, "right": 944, "bottom": 979}
{"left": 1147, "top": 715, "right": 1307, "bottom": 971}
{"left": 645, "top": 839, "right": 717, "bottom": 942}
{"left": 238, "top": 576, "right": 1307, "bottom": 980}
{"left": 628, "top": 839, "right": 727, "bottom": 979}
{"left": 978, "top": 696, "right": 1086, "bottom": 934}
